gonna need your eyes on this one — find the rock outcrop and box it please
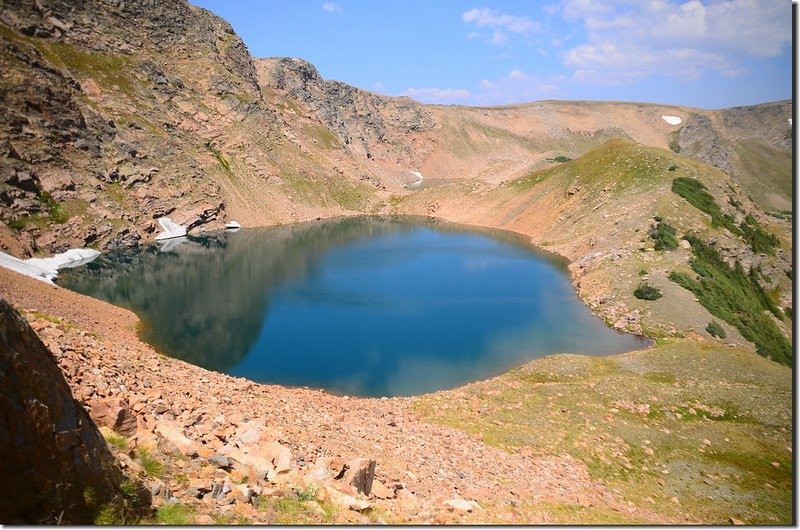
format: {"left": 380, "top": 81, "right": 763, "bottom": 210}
{"left": 257, "top": 57, "right": 436, "bottom": 161}
{"left": 0, "top": 298, "right": 121, "bottom": 524}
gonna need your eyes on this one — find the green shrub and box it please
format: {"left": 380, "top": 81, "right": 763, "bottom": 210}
{"left": 668, "top": 131, "right": 681, "bottom": 153}
{"left": 668, "top": 235, "right": 791, "bottom": 365}
{"left": 649, "top": 218, "right": 679, "bottom": 250}
{"left": 7, "top": 218, "right": 27, "bottom": 230}
{"left": 634, "top": 283, "right": 663, "bottom": 300}
{"left": 668, "top": 165, "right": 678, "bottom": 171}
{"left": 546, "top": 155, "right": 572, "bottom": 163}
{"left": 739, "top": 214, "right": 780, "bottom": 255}
{"left": 784, "top": 307, "right": 792, "bottom": 320}
{"left": 671, "top": 177, "right": 740, "bottom": 235}
{"left": 706, "top": 320, "right": 727, "bottom": 339}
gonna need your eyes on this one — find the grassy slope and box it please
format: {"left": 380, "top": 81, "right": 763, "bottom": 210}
{"left": 399, "top": 139, "right": 793, "bottom": 524}
{"left": 414, "top": 339, "right": 792, "bottom": 524}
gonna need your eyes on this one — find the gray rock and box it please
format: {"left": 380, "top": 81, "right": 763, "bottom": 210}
{"left": 208, "top": 454, "right": 233, "bottom": 470}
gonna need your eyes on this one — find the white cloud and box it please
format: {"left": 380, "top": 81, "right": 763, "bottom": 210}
{"left": 462, "top": 8, "right": 539, "bottom": 33}
{"left": 321, "top": 2, "right": 342, "bottom": 13}
{"left": 489, "top": 31, "right": 508, "bottom": 45}
{"left": 558, "top": 0, "right": 789, "bottom": 83}
{"left": 402, "top": 87, "right": 471, "bottom": 103}
{"left": 462, "top": 7, "right": 542, "bottom": 44}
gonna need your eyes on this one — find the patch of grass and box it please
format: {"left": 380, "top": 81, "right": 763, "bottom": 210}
{"left": 136, "top": 447, "right": 165, "bottom": 478}
{"left": 258, "top": 496, "right": 334, "bottom": 524}
{"left": 668, "top": 130, "right": 681, "bottom": 153}
{"left": 103, "top": 431, "right": 129, "bottom": 451}
{"left": 212, "top": 512, "right": 252, "bottom": 524}
{"left": 7, "top": 192, "right": 70, "bottom": 229}
{"left": 634, "top": 283, "right": 663, "bottom": 300}
{"left": 706, "top": 320, "right": 727, "bottom": 339}
{"left": 414, "top": 339, "right": 792, "bottom": 524}
{"left": 524, "top": 500, "right": 648, "bottom": 524}
{"left": 546, "top": 155, "right": 572, "bottom": 163}
{"left": 302, "top": 124, "right": 341, "bottom": 149}
{"left": 295, "top": 485, "right": 318, "bottom": 502}
{"left": 649, "top": 217, "right": 678, "bottom": 250}
{"left": 33, "top": 38, "right": 137, "bottom": 96}
{"left": 642, "top": 371, "right": 676, "bottom": 384}
{"left": 91, "top": 479, "right": 147, "bottom": 525}
{"left": 119, "top": 479, "right": 139, "bottom": 504}
{"left": 784, "top": 306, "right": 792, "bottom": 320}
{"left": 668, "top": 235, "right": 790, "bottom": 364}
{"left": 205, "top": 142, "right": 232, "bottom": 175}
{"left": 154, "top": 503, "right": 195, "bottom": 525}
{"left": 94, "top": 504, "right": 126, "bottom": 525}
{"left": 105, "top": 182, "right": 127, "bottom": 205}
{"left": 669, "top": 401, "right": 751, "bottom": 423}
{"left": 671, "top": 177, "right": 739, "bottom": 235}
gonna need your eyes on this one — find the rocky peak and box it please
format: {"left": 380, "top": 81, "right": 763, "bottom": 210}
{"left": 256, "top": 57, "right": 436, "bottom": 160}
{"left": 0, "top": 0, "right": 261, "bottom": 96}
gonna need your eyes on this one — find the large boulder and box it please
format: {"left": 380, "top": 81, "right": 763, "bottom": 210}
{"left": 0, "top": 299, "right": 122, "bottom": 524}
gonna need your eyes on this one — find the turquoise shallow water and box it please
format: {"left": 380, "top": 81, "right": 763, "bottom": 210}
{"left": 58, "top": 216, "right": 647, "bottom": 397}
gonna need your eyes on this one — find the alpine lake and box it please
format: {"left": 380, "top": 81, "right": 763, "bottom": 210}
{"left": 58, "top": 216, "right": 647, "bottom": 397}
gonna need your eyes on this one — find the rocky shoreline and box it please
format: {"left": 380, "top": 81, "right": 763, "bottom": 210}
{"left": 0, "top": 264, "right": 684, "bottom": 524}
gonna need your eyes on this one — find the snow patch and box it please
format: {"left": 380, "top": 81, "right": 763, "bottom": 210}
{"left": 155, "top": 217, "right": 187, "bottom": 241}
{"left": 661, "top": 115, "right": 682, "bottom": 126}
{"left": 225, "top": 221, "right": 241, "bottom": 230}
{"left": 0, "top": 248, "right": 101, "bottom": 284}
{"left": 406, "top": 170, "right": 425, "bottom": 189}
{"left": 27, "top": 248, "right": 101, "bottom": 271}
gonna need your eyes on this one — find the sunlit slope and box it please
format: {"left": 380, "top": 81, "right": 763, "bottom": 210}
{"left": 393, "top": 138, "right": 792, "bottom": 351}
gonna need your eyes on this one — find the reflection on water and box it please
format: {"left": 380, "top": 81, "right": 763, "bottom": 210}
{"left": 58, "top": 216, "right": 647, "bottom": 397}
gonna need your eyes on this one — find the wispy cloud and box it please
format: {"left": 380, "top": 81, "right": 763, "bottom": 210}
{"left": 462, "top": 7, "right": 541, "bottom": 45}
{"left": 462, "top": 8, "right": 537, "bottom": 33}
{"left": 559, "top": 0, "right": 789, "bottom": 82}
{"left": 402, "top": 87, "right": 471, "bottom": 104}
{"left": 321, "top": 2, "right": 342, "bottom": 13}
{"left": 475, "top": 69, "right": 566, "bottom": 104}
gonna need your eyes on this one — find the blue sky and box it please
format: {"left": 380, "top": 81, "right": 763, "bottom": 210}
{"left": 190, "top": 0, "right": 792, "bottom": 109}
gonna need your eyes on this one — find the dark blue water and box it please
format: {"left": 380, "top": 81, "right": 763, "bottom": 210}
{"left": 58, "top": 216, "right": 646, "bottom": 397}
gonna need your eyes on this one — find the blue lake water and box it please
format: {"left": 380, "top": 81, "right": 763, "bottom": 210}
{"left": 58, "top": 216, "right": 647, "bottom": 397}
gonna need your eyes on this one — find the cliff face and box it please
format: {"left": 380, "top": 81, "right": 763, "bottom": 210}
{"left": 0, "top": 298, "right": 122, "bottom": 523}
{"left": 676, "top": 101, "right": 792, "bottom": 211}
{"left": 257, "top": 58, "right": 436, "bottom": 162}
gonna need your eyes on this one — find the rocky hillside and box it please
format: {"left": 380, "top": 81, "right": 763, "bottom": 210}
{"left": 0, "top": 0, "right": 791, "bottom": 261}
{"left": 0, "top": 0, "right": 793, "bottom": 524}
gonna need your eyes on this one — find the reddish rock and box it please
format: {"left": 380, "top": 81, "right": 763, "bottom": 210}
{"left": 155, "top": 419, "right": 199, "bottom": 457}
{"left": 370, "top": 479, "right": 395, "bottom": 499}
{"left": 342, "top": 458, "right": 376, "bottom": 496}
{"left": 90, "top": 396, "right": 138, "bottom": 436}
